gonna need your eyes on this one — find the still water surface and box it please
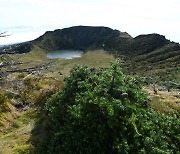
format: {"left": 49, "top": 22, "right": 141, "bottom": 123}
{"left": 47, "top": 50, "right": 83, "bottom": 59}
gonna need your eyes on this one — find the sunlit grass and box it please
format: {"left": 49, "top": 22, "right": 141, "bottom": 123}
{"left": 143, "top": 86, "right": 180, "bottom": 112}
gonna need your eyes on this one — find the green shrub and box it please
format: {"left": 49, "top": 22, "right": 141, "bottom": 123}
{"left": 45, "top": 60, "right": 180, "bottom": 153}
{"left": 0, "top": 92, "right": 8, "bottom": 105}
{"left": 0, "top": 92, "right": 10, "bottom": 113}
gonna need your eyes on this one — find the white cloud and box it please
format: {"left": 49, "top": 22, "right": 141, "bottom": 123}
{"left": 0, "top": 31, "right": 44, "bottom": 45}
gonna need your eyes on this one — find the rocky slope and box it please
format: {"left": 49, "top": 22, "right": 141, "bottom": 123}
{"left": 0, "top": 42, "right": 32, "bottom": 54}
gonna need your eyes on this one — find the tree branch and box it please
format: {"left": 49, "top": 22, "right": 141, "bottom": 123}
{"left": 0, "top": 31, "right": 10, "bottom": 37}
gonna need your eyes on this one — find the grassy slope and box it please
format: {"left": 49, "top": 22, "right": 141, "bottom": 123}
{"left": 143, "top": 87, "right": 180, "bottom": 112}
{"left": 125, "top": 43, "right": 180, "bottom": 83}
{"left": 122, "top": 57, "right": 180, "bottom": 85}
{"left": 0, "top": 48, "right": 115, "bottom": 153}
{"left": 0, "top": 109, "right": 36, "bottom": 154}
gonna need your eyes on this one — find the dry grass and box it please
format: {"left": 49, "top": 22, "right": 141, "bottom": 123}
{"left": 0, "top": 109, "right": 37, "bottom": 154}
{"left": 53, "top": 50, "right": 115, "bottom": 76}
{"left": 143, "top": 86, "right": 180, "bottom": 112}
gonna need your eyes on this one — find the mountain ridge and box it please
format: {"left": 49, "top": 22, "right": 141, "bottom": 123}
{"left": 0, "top": 26, "right": 177, "bottom": 53}
{"left": 0, "top": 26, "right": 179, "bottom": 69}
{"left": 33, "top": 26, "right": 132, "bottom": 51}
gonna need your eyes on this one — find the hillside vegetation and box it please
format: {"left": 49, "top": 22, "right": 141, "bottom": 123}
{"left": 0, "top": 26, "right": 179, "bottom": 153}
{"left": 38, "top": 60, "right": 179, "bottom": 153}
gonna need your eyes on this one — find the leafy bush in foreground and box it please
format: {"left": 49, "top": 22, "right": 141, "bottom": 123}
{"left": 45, "top": 60, "right": 180, "bottom": 153}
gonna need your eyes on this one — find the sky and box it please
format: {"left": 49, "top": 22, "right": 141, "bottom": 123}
{"left": 0, "top": 0, "right": 180, "bottom": 45}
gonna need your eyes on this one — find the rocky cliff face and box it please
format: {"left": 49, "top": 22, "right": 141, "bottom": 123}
{"left": 33, "top": 26, "right": 132, "bottom": 51}
{"left": 0, "top": 42, "right": 32, "bottom": 54}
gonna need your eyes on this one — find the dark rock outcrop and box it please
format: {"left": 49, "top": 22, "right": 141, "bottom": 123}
{"left": 128, "top": 34, "right": 170, "bottom": 54}
{"left": 0, "top": 42, "right": 32, "bottom": 54}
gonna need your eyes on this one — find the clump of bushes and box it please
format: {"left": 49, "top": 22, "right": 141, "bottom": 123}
{"left": 45, "top": 60, "right": 180, "bottom": 153}
{"left": 18, "top": 77, "right": 63, "bottom": 107}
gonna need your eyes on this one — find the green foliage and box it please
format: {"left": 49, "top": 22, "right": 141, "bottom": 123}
{"left": 0, "top": 92, "right": 8, "bottom": 105}
{"left": 45, "top": 60, "right": 180, "bottom": 153}
{"left": 0, "top": 92, "right": 10, "bottom": 113}
{"left": 13, "top": 144, "right": 30, "bottom": 154}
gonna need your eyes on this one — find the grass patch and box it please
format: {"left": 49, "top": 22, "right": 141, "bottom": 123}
{"left": 143, "top": 86, "right": 180, "bottom": 112}
{"left": 13, "top": 144, "right": 31, "bottom": 154}
{"left": 0, "top": 109, "right": 37, "bottom": 154}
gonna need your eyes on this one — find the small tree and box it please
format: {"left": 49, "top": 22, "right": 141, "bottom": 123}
{"left": 0, "top": 31, "right": 9, "bottom": 37}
